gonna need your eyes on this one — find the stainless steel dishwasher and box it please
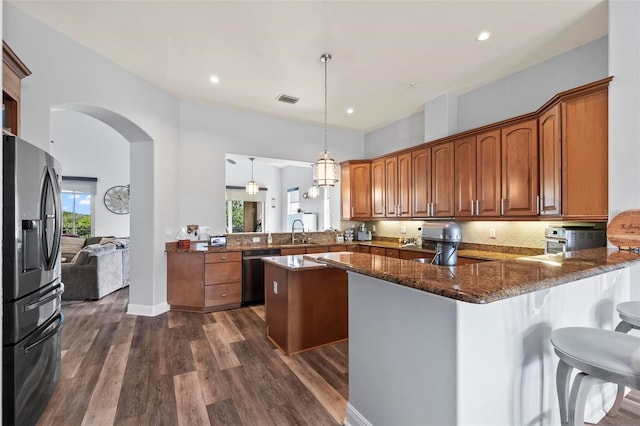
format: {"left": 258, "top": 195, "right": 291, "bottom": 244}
{"left": 242, "top": 248, "right": 281, "bottom": 305}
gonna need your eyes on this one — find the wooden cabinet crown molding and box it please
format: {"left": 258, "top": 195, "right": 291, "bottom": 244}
{"left": 3, "top": 41, "right": 31, "bottom": 79}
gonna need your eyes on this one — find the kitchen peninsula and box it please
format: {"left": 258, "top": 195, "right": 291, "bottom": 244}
{"left": 310, "top": 249, "right": 640, "bottom": 426}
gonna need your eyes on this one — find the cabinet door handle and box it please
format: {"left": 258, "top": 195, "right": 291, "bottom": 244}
{"left": 221, "top": 256, "right": 227, "bottom": 260}
{"left": 539, "top": 196, "right": 544, "bottom": 214}
{"left": 351, "top": 206, "right": 354, "bottom": 217}
{"left": 475, "top": 200, "right": 480, "bottom": 216}
{"left": 221, "top": 293, "right": 228, "bottom": 297}
{"left": 470, "top": 199, "right": 474, "bottom": 216}
{"left": 536, "top": 195, "right": 541, "bottom": 214}
{"left": 501, "top": 198, "right": 505, "bottom": 216}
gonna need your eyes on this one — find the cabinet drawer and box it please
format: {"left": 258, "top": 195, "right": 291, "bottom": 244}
{"left": 385, "top": 248, "right": 400, "bottom": 258}
{"left": 358, "top": 245, "right": 371, "bottom": 253}
{"left": 205, "top": 282, "right": 241, "bottom": 307}
{"left": 205, "top": 252, "right": 241, "bottom": 263}
{"left": 281, "top": 247, "right": 305, "bottom": 256}
{"left": 370, "top": 247, "right": 386, "bottom": 256}
{"left": 305, "top": 246, "right": 329, "bottom": 254}
{"left": 205, "top": 262, "right": 241, "bottom": 284}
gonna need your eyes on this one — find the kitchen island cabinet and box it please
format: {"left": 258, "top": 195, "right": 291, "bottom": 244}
{"left": 313, "top": 250, "right": 640, "bottom": 426}
{"left": 263, "top": 255, "right": 348, "bottom": 355}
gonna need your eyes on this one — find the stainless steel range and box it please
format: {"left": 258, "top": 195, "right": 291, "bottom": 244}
{"left": 420, "top": 221, "right": 463, "bottom": 266}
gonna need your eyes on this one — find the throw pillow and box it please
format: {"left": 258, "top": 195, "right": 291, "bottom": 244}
{"left": 71, "top": 250, "right": 91, "bottom": 265}
{"left": 61, "top": 235, "right": 86, "bottom": 258}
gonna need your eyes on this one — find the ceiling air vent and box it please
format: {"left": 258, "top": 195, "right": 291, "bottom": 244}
{"left": 276, "top": 94, "right": 300, "bottom": 105}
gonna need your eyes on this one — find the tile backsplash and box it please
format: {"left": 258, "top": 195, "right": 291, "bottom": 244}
{"left": 352, "top": 220, "right": 579, "bottom": 249}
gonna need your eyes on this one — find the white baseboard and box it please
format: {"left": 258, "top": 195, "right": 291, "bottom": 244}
{"left": 127, "top": 302, "right": 170, "bottom": 317}
{"left": 344, "top": 403, "right": 372, "bottom": 426}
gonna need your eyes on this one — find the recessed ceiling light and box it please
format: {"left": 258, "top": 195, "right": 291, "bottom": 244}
{"left": 209, "top": 75, "right": 220, "bottom": 84}
{"left": 346, "top": 108, "right": 354, "bottom": 114}
{"left": 477, "top": 31, "right": 491, "bottom": 42}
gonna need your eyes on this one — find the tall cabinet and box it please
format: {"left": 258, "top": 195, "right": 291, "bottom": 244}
{"left": 341, "top": 160, "right": 371, "bottom": 220}
{"left": 538, "top": 87, "right": 608, "bottom": 220}
{"left": 501, "top": 119, "right": 539, "bottom": 216}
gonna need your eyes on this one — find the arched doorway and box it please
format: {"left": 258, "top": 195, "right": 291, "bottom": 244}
{"left": 51, "top": 103, "right": 157, "bottom": 315}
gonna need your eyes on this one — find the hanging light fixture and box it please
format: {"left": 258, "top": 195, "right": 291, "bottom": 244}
{"left": 307, "top": 183, "right": 320, "bottom": 199}
{"left": 313, "top": 53, "right": 339, "bottom": 187}
{"left": 245, "top": 157, "right": 259, "bottom": 195}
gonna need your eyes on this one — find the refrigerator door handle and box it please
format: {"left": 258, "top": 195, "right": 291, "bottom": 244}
{"left": 23, "top": 283, "right": 65, "bottom": 312}
{"left": 40, "top": 167, "right": 62, "bottom": 271}
{"left": 23, "top": 312, "right": 64, "bottom": 354}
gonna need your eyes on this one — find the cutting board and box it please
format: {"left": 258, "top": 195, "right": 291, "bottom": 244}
{"left": 607, "top": 209, "right": 640, "bottom": 249}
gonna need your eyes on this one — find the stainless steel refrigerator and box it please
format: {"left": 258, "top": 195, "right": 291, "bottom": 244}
{"left": 2, "top": 134, "right": 64, "bottom": 425}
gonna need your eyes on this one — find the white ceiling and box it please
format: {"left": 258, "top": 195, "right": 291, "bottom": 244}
{"left": 9, "top": 0, "right": 607, "bottom": 133}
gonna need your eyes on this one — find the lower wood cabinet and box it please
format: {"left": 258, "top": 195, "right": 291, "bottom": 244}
{"left": 167, "top": 251, "right": 242, "bottom": 312}
{"left": 265, "top": 263, "right": 348, "bottom": 354}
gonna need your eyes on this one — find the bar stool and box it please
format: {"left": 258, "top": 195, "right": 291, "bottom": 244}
{"left": 616, "top": 301, "right": 640, "bottom": 333}
{"left": 551, "top": 327, "right": 640, "bottom": 426}
{"left": 607, "top": 300, "right": 640, "bottom": 414}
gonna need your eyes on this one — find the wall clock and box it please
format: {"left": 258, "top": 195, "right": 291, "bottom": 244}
{"left": 104, "top": 185, "right": 130, "bottom": 215}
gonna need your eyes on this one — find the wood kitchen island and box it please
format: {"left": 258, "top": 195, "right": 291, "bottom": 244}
{"left": 263, "top": 255, "right": 348, "bottom": 355}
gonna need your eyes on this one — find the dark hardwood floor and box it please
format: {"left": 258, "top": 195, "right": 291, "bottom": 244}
{"left": 39, "top": 287, "right": 640, "bottom": 425}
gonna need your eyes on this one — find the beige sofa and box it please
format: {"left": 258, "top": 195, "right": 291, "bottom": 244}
{"left": 60, "top": 235, "right": 130, "bottom": 300}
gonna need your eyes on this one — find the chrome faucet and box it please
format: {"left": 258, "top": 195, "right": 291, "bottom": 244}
{"left": 291, "top": 219, "right": 305, "bottom": 244}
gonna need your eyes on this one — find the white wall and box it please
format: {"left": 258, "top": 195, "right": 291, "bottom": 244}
{"left": 457, "top": 36, "right": 608, "bottom": 132}
{"left": 4, "top": 3, "right": 180, "bottom": 313}
{"left": 364, "top": 36, "right": 609, "bottom": 158}
{"left": 178, "top": 99, "right": 364, "bottom": 235}
{"left": 364, "top": 111, "right": 424, "bottom": 158}
{"left": 50, "top": 110, "right": 130, "bottom": 237}
{"left": 608, "top": 1, "right": 640, "bottom": 218}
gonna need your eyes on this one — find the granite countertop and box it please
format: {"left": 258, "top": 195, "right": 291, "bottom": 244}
{"left": 262, "top": 255, "right": 329, "bottom": 271}
{"left": 166, "top": 242, "right": 355, "bottom": 253}
{"left": 357, "top": 240, "right": 527, "bottom": 261}
{"left": 166, "top": 239, "right": 527, "bottom": 262}
{"left": 306, "top": 248, "right": 640, "bottom": 304}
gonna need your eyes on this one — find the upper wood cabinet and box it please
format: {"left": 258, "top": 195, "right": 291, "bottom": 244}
{"left": 538, "top": 105, "right": 562, "bottom": 216}
{"left": 431, "top": 142, "right": 455, "bottom": 217}
{"left": 412, "top": 143, "right": 454, "bottom": 217}
{"left": 371, "top": 159, "right": 386, "bottom": 218}
{"left": 383, "top": 153, "right": 412, "bottom": 217}
{"left": 561, "top": 89, "right": 608, "bottom": 219}
{"left": 3, "top": 41, "right": 31, "bottom": 136}
{"left": 411, "top": 147, "right": 431, "bottom": 217}
{"left": 340, "top": 78, "right": 611, "bottom": 222}
{"left": 341, "top": 160, "right": 371, "bottom": 220}
{"left": 501, "top": 119, "right": 538, "bottom": 216}
{"left": 454, "top": 133, "right": 501, "bottom": 218}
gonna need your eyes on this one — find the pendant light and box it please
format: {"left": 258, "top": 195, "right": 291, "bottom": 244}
{"left": 313, "top": 53, "right": 339, "bottom": 187}
{"left": 245, "top": 157, "right": 259, "bottom": 195}
{"left": 306, "top": 183, "right": 320, "bottom": 199}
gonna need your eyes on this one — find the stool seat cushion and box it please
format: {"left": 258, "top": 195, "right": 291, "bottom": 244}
{"left": 551, "top": 327, "right": 640, "bottom": 388}
{"left": 618, "top": 301, "right": 640, "bottom": 328}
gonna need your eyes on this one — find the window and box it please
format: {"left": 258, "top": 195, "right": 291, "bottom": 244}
{"left": 61, "top": 176, "right": 97, "bottom": 237}
{"left": 225, "top": 186, "right": 266, "bottom": 233}
{"left": 287, "top": 187, "right": 300, "bottom": 214}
